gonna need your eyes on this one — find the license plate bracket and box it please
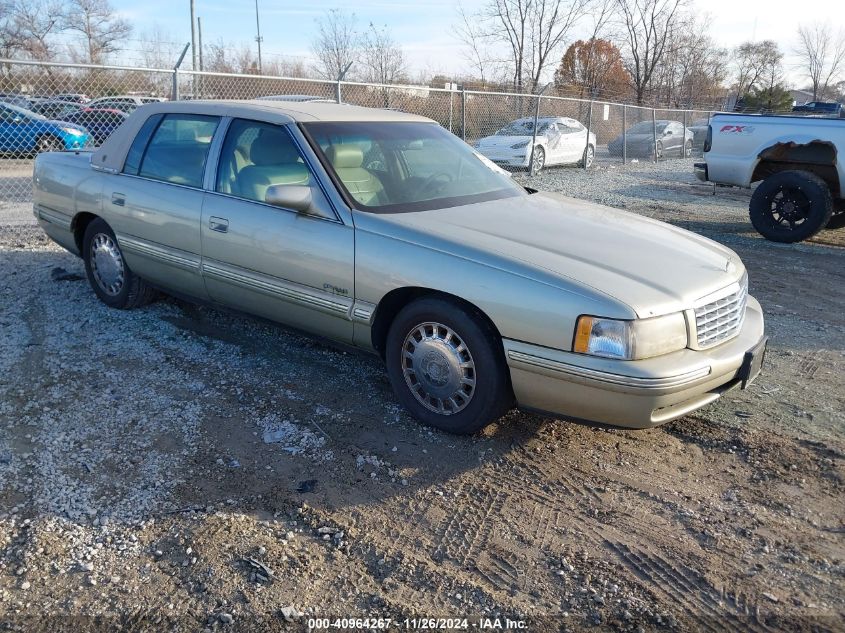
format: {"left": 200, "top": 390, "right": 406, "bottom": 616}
{"left": 739, "top": 336, "right": 768, "bottom": 389}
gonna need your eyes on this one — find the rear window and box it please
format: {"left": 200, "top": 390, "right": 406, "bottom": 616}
{"left": 123, "top": 113, "right": 219, "bottom": 188}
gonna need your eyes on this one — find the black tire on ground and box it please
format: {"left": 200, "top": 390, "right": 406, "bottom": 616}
{"left": 385, "top": 296, "right": 513, "bottom": 435}
{"left": 749, "top": 170, "right": 834, "bottom": 243}
{"left": 826, "top": 212, "right": 845, "bottom": 230}
{"left": 82, "top": 217, "right": 158, "bottom": 309}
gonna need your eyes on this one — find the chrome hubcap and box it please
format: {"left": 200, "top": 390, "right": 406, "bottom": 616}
{"left": 90, "top": 233, "right": 125, "bottom": 296}
{"left": 402, "top": 322, "right": 476, "bottom": 415}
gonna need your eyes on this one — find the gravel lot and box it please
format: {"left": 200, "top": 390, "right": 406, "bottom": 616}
{"left": 1, "top": 158, "right": 843, "bottom": 632}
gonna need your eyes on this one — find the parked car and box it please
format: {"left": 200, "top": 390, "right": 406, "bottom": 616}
{"left": 791, "top": 101, "right": 843, "bottom": 117}
{"left": 688, "top": 118, "right": 710, "bottom": 150}
{"left": 59, "top": 108, "right": 128, "bottom": 145}
{"left": 86, "top": 95, "right": 166, "bottom": 114}
{"left": 0, "top": 92, "right": 32, "bottom": 110}
{"left": 33, "top": 100, "right": 766, "bottom": 435}
{"left": 473, "top": 116, "right": 596, "bottom": 172}
{"left": 695, "top": 113, "right": 845, "bottom": 242}
{"left": 608, "top": 120, "right": 695, "bottom": 159}
{"left": 257, "top": 94, "right": 334, "bottom": 102}
{"left": 29, "top": 99, "right": 84, "bottom": 120}
{"left": 0, "top": 102, "right": 88, "bottom": 156}
{"left": 54, "top": 93, "right": 91, "bottom": 104}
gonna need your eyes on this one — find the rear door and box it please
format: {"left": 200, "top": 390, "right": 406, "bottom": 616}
{"left": 103, "top": 112, "right": 221, "bottom": 300}
{"left": 200, "top": 118, "right": 355, "bottom": 343}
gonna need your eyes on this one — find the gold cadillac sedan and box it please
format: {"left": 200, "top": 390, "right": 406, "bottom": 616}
{"left": 33, "top": 100, "right": 766, "bottom": 434}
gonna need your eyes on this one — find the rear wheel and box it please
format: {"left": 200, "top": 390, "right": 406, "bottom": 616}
{"left": 385, "top": 297, "right": 513, "bottom": 434}
{"left": 83, "top": 218, "right": 157, "bottom": 309}
{"left": 580, "top": 144, "right": 595, "bottom": 168}
{"left": 749, "top": 170, "right": 833, "bottom": 243}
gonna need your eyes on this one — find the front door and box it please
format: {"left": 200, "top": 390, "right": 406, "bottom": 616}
{"left": 200, "top": 118, "right": 355, "bottom": 343}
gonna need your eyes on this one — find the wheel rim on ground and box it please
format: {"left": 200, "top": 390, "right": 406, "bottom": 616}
{"left": 401, "top": 321, "right": 476, "bottom": 415}
{"left": 532, "top": 147, "right": 544, "bottom": 173}
{"left": 656, "top": 142, "right": 663, "bottom": 159}
{"left": 767, "top": 187, "right": 811, "bottom": 230}
{"left": 90, "top": 233, "right": 126, "bottom": 296}
{"left": 38, "top": 137, "right": 62, "bottom": 153}
{"left": 685, "top": 141, "right": 692, "bottom": 157}
{"left": 585, "top": 146, "right": 594, "bottom": 167}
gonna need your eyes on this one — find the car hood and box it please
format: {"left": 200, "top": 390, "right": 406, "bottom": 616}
{"left": 362, "top": 192, "right": 744, "bottom": 318}
{"left": 476, "top": 134, "right": 543, "bottom": 149}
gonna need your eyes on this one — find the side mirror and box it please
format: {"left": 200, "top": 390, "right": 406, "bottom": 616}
{"left": 265, "top": 184, "right": 312, "bottom": 213}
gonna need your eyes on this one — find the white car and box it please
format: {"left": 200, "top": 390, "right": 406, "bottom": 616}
{"left": 86, "top": 95, "right": 166, "bottom": 114}
{"left": 474, "top": 117, "right": 596, "bottom": 172}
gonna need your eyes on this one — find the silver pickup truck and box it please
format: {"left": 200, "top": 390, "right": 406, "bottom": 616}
{"left": 34, "top": 100, "right": 766, "bottom": 434}
{"left": 696, "top": 113, "right": 845, "bottom": 242}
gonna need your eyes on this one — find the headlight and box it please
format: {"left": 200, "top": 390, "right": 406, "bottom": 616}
{"left": 510, "top": 140, "right": 530, "bottom": 149}
{"left": 62, "top": 127, "right": 84, "bottom": 136}
{"left": 573, "top": 313, "right": 688, "bottom": 360}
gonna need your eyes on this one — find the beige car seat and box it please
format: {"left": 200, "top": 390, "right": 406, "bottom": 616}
{"left": 236, "top": 128, "right": 310, "bottom": 202}
{"left": 326, "top": 144, "right": 385, "bottom": 206}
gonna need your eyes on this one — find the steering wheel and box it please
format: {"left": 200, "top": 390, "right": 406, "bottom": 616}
{"left": 416, "top": 172, "right": 453, "bottom": 197}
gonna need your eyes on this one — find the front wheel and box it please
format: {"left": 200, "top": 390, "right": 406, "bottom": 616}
{"left": 749, "top": 170, "right": 833, "bottom": 243}
{"left": 385, "top": 297, "right": 513, "bottom": 434}
{"left": 684, "top": 139, "right": 693, "bottom": 158}
{"left": 655, "top": 141, "right": 664, "bottom": 160}
{"left": 83, "top": 218, "right": 158, "bottom": 309}
{"left": 530, "top": 146, "right": 545, "bottom": 175}
{"left": 36, "top": 135, "right": 64, "bottom": 154}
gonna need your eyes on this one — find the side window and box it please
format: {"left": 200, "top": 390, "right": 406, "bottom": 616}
{"left": 216, "top": 119, "right": 311, "bottom": 204}
{"left": 137, "top": 114, "right": 219, "bottom": 187}
{"left": 123, "top": 113, "right": 163, "bottom": 175}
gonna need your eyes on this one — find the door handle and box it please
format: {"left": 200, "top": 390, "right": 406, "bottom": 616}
{"left": 111, "top": 192, "right": 125, "bottom": 206}
{"left": 209, "top": 216, "right": 229, "bottom": 233}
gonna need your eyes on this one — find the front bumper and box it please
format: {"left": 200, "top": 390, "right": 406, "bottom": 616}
{"left": 477, "top": 151, "right": 530, "bottom": 168}
{"left": 504, "top": 296, "right": 765, "bottom": 429}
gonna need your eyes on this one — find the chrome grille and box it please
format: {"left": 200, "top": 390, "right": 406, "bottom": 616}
{"left": 694, "top": 275, "right": 748, "bottom": 348}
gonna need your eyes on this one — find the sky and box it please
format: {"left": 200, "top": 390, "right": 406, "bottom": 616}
{"left": 111, "top": 0, "right": 839, "bottom": 86}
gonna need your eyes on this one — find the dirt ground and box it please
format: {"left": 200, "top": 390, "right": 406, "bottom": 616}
{"left": 0, "top": 159, "right": 843, "bottom": 632}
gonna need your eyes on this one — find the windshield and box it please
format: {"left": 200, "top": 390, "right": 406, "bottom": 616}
{"left": 628, "top": 121, "right": 667, "bottom": 134}
{"left": 496, "top": 120, "right": 551, "bottom": 136}
{"left": 303, "top": 121, "right": 525, "bottom": 213}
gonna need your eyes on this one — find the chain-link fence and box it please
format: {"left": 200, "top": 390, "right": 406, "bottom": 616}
{"left": 1, "top": 58, "right": 717, "bottom": 208}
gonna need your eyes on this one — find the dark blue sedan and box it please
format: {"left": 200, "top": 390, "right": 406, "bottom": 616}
{"left": 0, "top": 102, "right": 89, "bottom": 157}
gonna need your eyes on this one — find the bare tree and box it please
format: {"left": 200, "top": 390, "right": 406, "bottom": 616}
{"left": 614, "top": 0, "right": 686, "bottom": 105}
{"left": 454, "top": 2, "right": 501, "bottom": 85}
{"left": 0, "top": 0, "right": 24, "bottom": 61}
{"left": 733, "top": 40, "right": 781, "bottom": 102}
{"left": 795, "top": 23, "right": 845, "bottom": 101}
{"left": 311, "top": 9, "right": 358, "bottom": 80}
{"left": 472, "top": 0, "right": 591, "bottom": 93}
{"left": 63, "top": 0, "right": 131, "bottom": 64}
{"left": 11, "top": 0, "right": 63, "bottom": 61}
{"left": 138, "top": 26, "right": 182, "bottom": 70}
{"left": 360, "top": 23, "right": 406, "bottom": 84}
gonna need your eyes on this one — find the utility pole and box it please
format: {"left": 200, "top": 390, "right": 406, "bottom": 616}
{"left": 197, "top": 16, "right": 203, "bottom": 98}
{"left": 254, "top": 0, "right": 263, "bottom": 74}
{"left": 190, "top": 0, "right": 197, "bottom": 71}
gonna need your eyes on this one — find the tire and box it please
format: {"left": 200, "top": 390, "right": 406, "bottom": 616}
{"left": 36, "top": 135, "right": 64, "bottom": 154}
{"left": 82, "top": 218, "right": 157, "bottom": 309}
{"left": 530, "top": 146, "right": 545, "bottom": 174}
{"left": 749, "top": 171, "right": 834, "bottom": 243}
{"left": 684, "top": 139, "right": 693, "bottom": 158}
{"left": 826, "top": 212, "right": 845, "bottom": 230}
{"left": 655, "top": 141, "right": 663, "bottom": 160}
{"left": 385, "top": 296, "right": 513, "bottom": 435}
{"left": 580, "top": 144, "right": 595, "bottom": 168}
